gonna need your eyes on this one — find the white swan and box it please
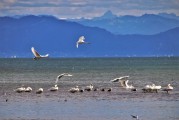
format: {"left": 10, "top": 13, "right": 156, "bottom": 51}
{"left": 49, "top": 84, "right": 58, "bottom": 91}
{"left": 162, "top": 84, "right": 173, "bottom": 93}
{"left": 69, "top": 86, "right": 80, "bottom": 93}
{"left": 143, "top": 84, "right": 161, "bottom": 93}
{"left": 55, "top": 73, "right": 73, "bottom": 83}
{"left": 14, "top": 87, "right": 26, "bottom": 93}
{"left": 84, "top": 84, "right": 93, "bottom": 91}
{"left": 36, "top": 88, "right": 43, "bottom": 94}
{"left": 76, "top": 36, "right": 90, "bottom": 48}
{"left": 31, "top": 47, "right": 49, "bottom": 60}
{"left": 110, "top": 76, "right": 129, "bottom": 82}
{"left": 122, "top": 80, "right": 135, "bottom": 89}
{"left": 24, "top": 87, "right": 32, "bottom": 92}
{"left": 152, "top": 84, "right": 161, "bottom": 90}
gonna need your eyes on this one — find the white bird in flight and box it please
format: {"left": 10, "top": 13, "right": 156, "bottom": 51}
{"left": 110, "top": 76, "right": 136, "bottom": 90}
{"left": 120, "top": 80, "right": 135, "bottom": 89}
{"left": 31, "top": 47, "right": 49, "bottom": 60}
{"left": 55, "top": 73, "right": 73, "bottom": 84}
{"left": 76, "top": 36, "right": 90, "bottom": 48}
{"left": 110, "top": 76, "right": 129, "bottom": 82}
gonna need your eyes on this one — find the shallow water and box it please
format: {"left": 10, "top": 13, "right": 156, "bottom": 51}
{"left": 0, "top": 57, "right": 179, "bottom": 120}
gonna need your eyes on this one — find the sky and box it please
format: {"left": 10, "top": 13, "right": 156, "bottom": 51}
{"left": 0, "top": 0, "right": 179, "bottom": 19}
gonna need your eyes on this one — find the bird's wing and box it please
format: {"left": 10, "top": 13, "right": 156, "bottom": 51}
{"left": 110, "top": 78, "right": 119, "bottom": 82}
{"left": 125, "top": 80, "right": 129, "bottom": 86}
{"left": 78, "top": 36, "right": 85, "bottom": 42}
{"left": 76, "top": 42, "right": 79, "bottom": 48}
{"left": 31, "top": 47, "right": 41, "bottom": 57}
{"left": 41, "top": 54, "right": 49, "bottom": 57}
{"left": 119, "top": 76, "right": 129, "bottom": 80}
{"left": 119, "top": 80, "right": 126, "bottom": 87}
{"left": 55, "top": 74, "right": 65, "bottom": 83}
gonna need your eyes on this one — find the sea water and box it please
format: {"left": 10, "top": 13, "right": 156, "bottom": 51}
{"left": 0, "top": 57, "right": 179, "bottom": 120}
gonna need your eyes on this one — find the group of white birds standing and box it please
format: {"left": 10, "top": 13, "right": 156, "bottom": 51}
{"left": 110, "top": 76, "right": 173, "bottom": 93}
{"left": 14, "top": 73, "right": 72, "bottom": 94}
{"left": 14, "top": 74, "right": 173, "bottom": 94}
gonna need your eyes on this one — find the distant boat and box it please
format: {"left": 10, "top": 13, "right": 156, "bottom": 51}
{"left": 31, "top": 47, "right": 49, "bottom": 60}
{"left": 76, "top": 36, "right": 90, "bottom": 48}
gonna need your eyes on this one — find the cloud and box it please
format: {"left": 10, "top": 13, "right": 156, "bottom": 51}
{"left": 0, "top": 0, "right": 179, "bottom": 18}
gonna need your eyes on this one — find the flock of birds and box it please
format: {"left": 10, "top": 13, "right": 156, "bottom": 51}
{"left": 31, "top": 36, "right": 90, "bottom": 60}
{"left": 11, "top": 36, "right": 174, "bottom": 120}
{"left": 14, "top": 74, "right": 173, "bottom": 94}
{"left": 16, "top": 36, "right": 174, "bottom": 94}
{"left": 29, "top": 35, "right": 173, "bottom": 93}
{"left": 110, "top": 76, "right": 174, "bottom": 93}
{"left": 12, "top": 74, "right": 173, "bottom": 120}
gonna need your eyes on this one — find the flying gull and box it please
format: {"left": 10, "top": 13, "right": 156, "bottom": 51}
{"left": 76, "top": 36, "right": 90, "bottom": 48}
{"left": 55, "top": 73, "right": 73, "bottom": 84}
{"left": 31, "top": 47, "right": 49, "bottom": 60}
{"left": 110, "top": 76, "right": 129, "bottom": 83}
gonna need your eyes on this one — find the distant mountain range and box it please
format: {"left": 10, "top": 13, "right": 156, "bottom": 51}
{"left": 0, "top": 15, "right": 178, "bottom": 57}
{"left": 70, "top": 11, "right": 179, "bottom": 35}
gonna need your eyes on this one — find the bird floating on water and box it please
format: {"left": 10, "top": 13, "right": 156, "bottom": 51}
{"left": 107, "top": 88, "right": 112, "bottom": 92}
{"left": 36, "top": 88, "right": 43, "bottom": 94}
{"left": 85, "top": 84, "right": 93, "bottom": 91}
{"left": 162, "top": 84, "right": 173, "bottom": 93}
{"left": 69, "top": 86, "right": 80, "bottom": 93}
{"left": 31, "top": 47, "right": 49, "bottom": 60}
{"left": 76, "top": 36, "right": 90, "bottom": 48}
{"left": 24, "top": 87, "right": 32, "bottom": 92}
{"left": 14, "top": 86, "right": 26, "bottom": 93}
{"left": 131, "top": 115, "right": 139, "bottom": 120}
{"left": 49, "top": 84, "right": 58, "bottom": 91}
{"left": 142, "top": 84, "right": 161, "bottom": 93}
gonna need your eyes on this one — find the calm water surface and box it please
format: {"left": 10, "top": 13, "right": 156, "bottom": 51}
{"left": 0, "top": 57, "right": 179, "bottom": 120}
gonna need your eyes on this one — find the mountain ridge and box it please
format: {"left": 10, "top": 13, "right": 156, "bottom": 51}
{"left": 0, "top": 15, "right": 178, "bottom": 57}
{"left": 71, "top": 11, "right": 179, "bottom": 35}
